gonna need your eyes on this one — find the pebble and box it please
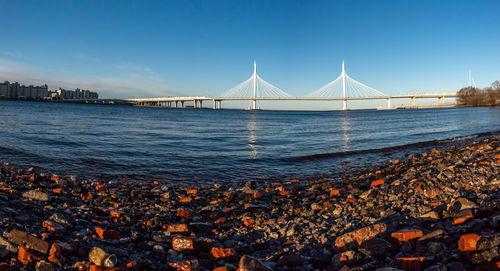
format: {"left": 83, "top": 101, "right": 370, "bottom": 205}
{"left": 0, "top": 135, "right": 497, "bottom": 270}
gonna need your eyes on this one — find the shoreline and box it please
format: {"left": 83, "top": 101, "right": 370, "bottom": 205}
{"left": 1, "top": 129, "right": 499, "bottom": 187}
{"left": 0, "top": 136, "right": 498, "bottom": 270}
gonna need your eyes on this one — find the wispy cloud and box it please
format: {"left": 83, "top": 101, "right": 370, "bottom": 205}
{"left": 0, "top": 51, "right": 23, "bottom": 57}
{"left": 75, "top": 52, "right": 102, "bottom": 63}
{"left": 0, "top": 58, "right": 176, "bottom": 98}
{"left": 114, "top": 62, "right": 153, "bottom": 73}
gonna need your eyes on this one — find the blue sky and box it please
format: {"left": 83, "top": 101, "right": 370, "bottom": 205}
{"left": 0, "top": 0, "right": 499, "bottom": 107}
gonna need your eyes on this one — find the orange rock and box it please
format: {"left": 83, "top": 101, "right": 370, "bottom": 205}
{"left": 210, "top": 247, "right": 237, "bottom": 261}
{"left": 167, "top": 224, "right": 189, "bottom": 233}
{"left": 176, "top": 208, "right": 192, "bottom": 219}
{"left": 42, "top": 220, "right": 64, "bottom": 232}
{"left": 209, "top": 200, "right": 219, "bottom": 204}
{"left": 214, "top": 217, "right": 226, "bottom": 224}
{"left": 253, "top": 192, "right": 263, "bottom": 198}
{"left": 95, "top": 185, "right": 108, "bottom": 191}
{"left": 370, "top": 179, "right": 384, "bottom": 187}
{"left": 458, "top": 234, "right": 481, "bottom": 251}
{"left": 330, "top": 189, "right": 343, "bottom": 196}
{"left": 109, "top": 210, "right": 122, "bottom": 218}
{"left": 495, "top": 154, "right": 500, "bottom": 159}
{"left": 89, "top": 265, "right": 125, "bottom": 271}
{"left": 480, "top": 161, "right": 491, "bottom": 165}
{"left": 18, "top": 246, "right": 42, "bottom": 266}
{"left": 169, "top": 260, "right": 199, "bottom": 271}
{"left": 428, "top": 201, "right": 440, "bottom": 207}
{"left": 50, "top": 175, "right": 59, "bottom": 181}
{"left": 347, "top": 197, "right": 356, "bottom": 203}
{"left": 291, "top": 179, "right": 300, "bottom": 183}
{"left": 186, "top": 189, "right": 198, "bottom": 194}
{"left": 126, "top": 261, "right": 137, "bottom": 268}
{"left": 453, "top": 209, "right": 473, "bottom": 224}
{"left": 391, "top": 229, "right": 424, "bottom": 242}
{"left": 179, "top": 196, "right": 192, "bottom": 203}
{"left": 275, "top": 186, "right": 285, "bottom": 192}
{"left": 223, "top": 207, "right": 235, "bottom": 213}
{"left": 280, "top": 191, "right": 289, "bottom": 196}
{"left": 95, "top": 227, "right": 120, "bottom": 240}
{"left": 213, "top": 266, "right": 229, "bottom": 271}
{"left": 243, "top": 218, "right": 255, "bottom": 227}
{"left": 52, "top": 188, "right": 63, "bottom": 193}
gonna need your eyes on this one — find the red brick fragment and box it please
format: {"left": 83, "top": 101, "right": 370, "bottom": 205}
{"left": 479, "top": 161, "right": 490, "bottom": 165}
{"left": 346, "top": 197, "right": 356, "bottom": 203}
{"left": 186, "top": 189, "right": 198, "bottom": 194}
{"left": 458, "top": 234, "right": 481, "bottom": 251}
{"left": 243, "top": 218, "right": 255, "bottom": 227}
{"left": 95, "top": 185, "right": 108, "bottom": 191}
{"left": 210, "top": 247, "right": 237, "bottom": 261}
{"left": 453, "top": 209, "right": 473, "bottom": 224}
{"left": 166, "top": 224, "right": 189, "bottom": 233}
{"left": 42, "top": 220, "right": 64, "bottom": 232}
{"left": 179, "top": 196, "right": 192, "bottom": 203}
{"left": 176, "top": 208, "right": 192, "bottom": 219}
{"left": 391, "top": 229, "right": 424, "bottom": 242}
{"left": 95, "top": 227, "right": 120, "bottom": 240}
{"left": 18, "top": 246, "right": 43, "bottom": 266}
{"left": 48, "top": 243, "right": 65, "bottom": 266}
{"left": 109, "top": 210, "right": 122, "bottom": 218}
{"left": 280, "top": 190, "right": 289, "bottom": 196}
{"left": 213, "top": 267, "right": 229, "bottom": 271}
{"left": 370, "top": 179, "right": 384, "bottom": 187}
{"left": 214, "top": 217, "right": 226, "bottom": 224}
{"left": 253, "top": 192, "right": 263, "bottom": 198}
{"left": 89, "top": 265, "right": 125, "bottom": 271}
{"left": 169, "top": 260, "right": 200, "bottom": 271}
{"left": 52, "top": 188, "right": 63, "bottom": 193}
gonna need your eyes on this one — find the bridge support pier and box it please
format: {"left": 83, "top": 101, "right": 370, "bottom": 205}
{"left": 193, "top": 100, "right": 197, "bottom": 109}
{"left": 438, "top": 96, "right": 445, "bottom": 104}
{"left": 411, "top": 97, "right": 416, "bottom": 106}
{"left": 212, "top": 100, "right": 222, "bottom": 110}
{"left": 342, "top": 99, "right": 347, "bottom": 110}
{"left": 181, "top": 101, "right": 184, "bottom": 108}
{"left": 387, "top": 98, "right": 391, "bottom": 108}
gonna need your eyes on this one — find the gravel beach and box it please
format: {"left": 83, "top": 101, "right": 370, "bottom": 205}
{"left": 0, "top": 135, "right": 498, "bottom": 271}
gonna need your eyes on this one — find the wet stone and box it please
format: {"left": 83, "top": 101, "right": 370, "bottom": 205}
{"left": 8, "top": 230, "right": 50, "bottom": 255}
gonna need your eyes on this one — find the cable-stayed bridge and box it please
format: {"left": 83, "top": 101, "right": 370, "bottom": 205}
{"left": 126, "top": 61, "right": 458, "bottom": 110}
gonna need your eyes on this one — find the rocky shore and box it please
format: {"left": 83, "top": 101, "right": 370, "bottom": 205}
{"left": 0, "top": 135, "right": 498, "bottom": 271}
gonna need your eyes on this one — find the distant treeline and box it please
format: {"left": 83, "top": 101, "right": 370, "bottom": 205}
{"left": 457, "top": 81, "right": 500, "bottom": 106}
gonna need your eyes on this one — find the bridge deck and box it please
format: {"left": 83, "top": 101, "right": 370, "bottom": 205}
{"left": 126, "top": 93, "right": 458, "bottom": 102}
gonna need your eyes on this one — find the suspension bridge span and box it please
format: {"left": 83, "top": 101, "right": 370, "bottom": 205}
{"left": 125, "top": 61, "right": 458, "bottom": 110}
